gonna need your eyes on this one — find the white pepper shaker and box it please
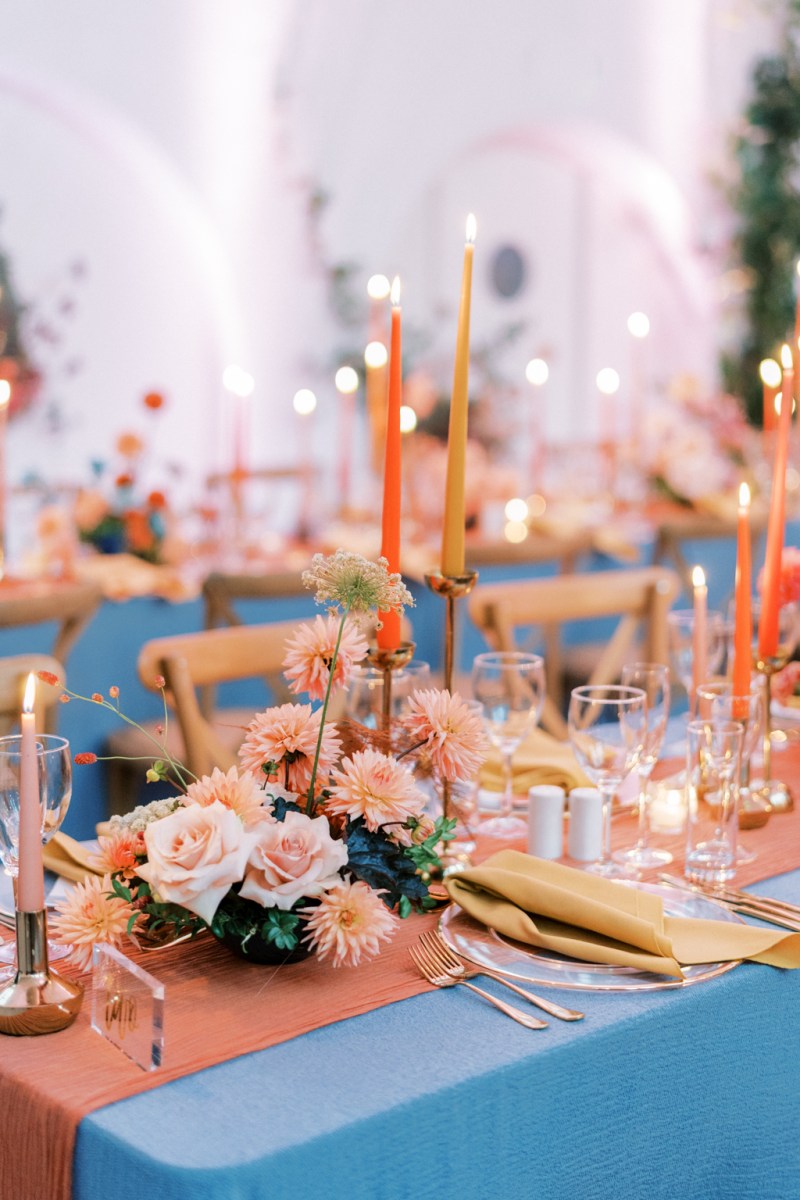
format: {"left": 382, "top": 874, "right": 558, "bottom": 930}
{"left": 567, "top": 787, "right": 604, "bottom": 862}
{"left": 527, "top": 785, "right": 565, "bottom": 859}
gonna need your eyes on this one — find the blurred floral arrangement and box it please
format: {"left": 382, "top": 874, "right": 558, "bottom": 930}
{"left": 74, "top": 391, "right": 171, "bottom": 563}
{"left": 760, "top": 546, "right": 800, "bottom": 705}
{"left": 46, "top": 551, "right": 485, "bottom": 970}
{"left": 634, "top": 375, "right": 756, "bottom": 511}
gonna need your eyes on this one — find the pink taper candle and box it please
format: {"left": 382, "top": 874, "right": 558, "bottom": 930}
{"left": 17, "top": 673, "right": 45, "bottom": 912}
{"left": 758, "top": 344, "right": 794, "bottom": 659}
{"left": 691, "top": 565, "right": 707, "bottom": 711}
{"left": 732, "top": 483, "right": 752, "bottom": 721}
{"left": 377, "top": 277, "right": 403, "bottom": 650}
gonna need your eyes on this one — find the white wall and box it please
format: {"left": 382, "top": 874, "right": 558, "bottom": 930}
{"left": 0, "top": 0, "right": 783, "bottom": 514}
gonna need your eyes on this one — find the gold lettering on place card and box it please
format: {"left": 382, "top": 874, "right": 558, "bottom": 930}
{"left": 91, "top": 943, "right": 165, "bottom": 1071}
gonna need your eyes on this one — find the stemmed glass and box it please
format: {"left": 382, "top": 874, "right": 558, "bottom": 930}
{"left": 568, "top": 685, "right": 647, "bottom": 877}
{"left": 344, "top": 660, "right": 432, "bottom": 728}
{"left": 0, "top": 734, "right": 73, "bottom": 963}
{"left": 666, "top": 608, "right": 727, "bottom": 715}
{"left": 612, "top": 663, "right": 672, "bottom": 871}
{"left": 472, "top": 651, "right": 545, "bottom": 839}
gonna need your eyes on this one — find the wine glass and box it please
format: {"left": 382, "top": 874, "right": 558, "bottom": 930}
{"left": 471, "top": 651, "right": 545, "bottom": 838}
{"left": 667, "top": 608, "right": 727, "bottom": 716}
{"left": 344, "top": 660, "right": 432, "bottom": 728}
{"left": 0, "top": 734, "right": 73, "bottom": 963}
{"left": 568, "top": 685, "right": 647, "bottom": 877}
{"left": 613, "top": 663, "right": 672, "bottom": 870}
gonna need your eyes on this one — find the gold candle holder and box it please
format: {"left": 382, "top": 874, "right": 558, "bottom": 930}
{"left": 365, "top": 640, "right": 416, "bottom": 729}
{"left": 425, "top": 569, "right": 479, "bottom": 877}
{"left": 752, "top": 649, "right": 794, "bottom": 814}
{"left": 0, "top": 909, "right": 83, "bottom": 1036}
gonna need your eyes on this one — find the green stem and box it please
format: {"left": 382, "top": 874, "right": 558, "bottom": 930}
{"left": 305, "top": 607, "right": 349, "bottom": 813}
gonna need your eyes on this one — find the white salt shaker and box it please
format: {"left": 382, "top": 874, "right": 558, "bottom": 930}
{"left": 527, "top": 785, "right": 565, "bottom": 859}
{"left": 567, "top": 787, "right": 604, "bottom": 862}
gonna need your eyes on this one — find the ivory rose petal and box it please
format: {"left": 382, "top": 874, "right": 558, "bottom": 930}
{"left": 138, "top": 800, "right": 255, "bottom": 925}
{"left": 240, "top": 810, "right": 348, "bottom": 911}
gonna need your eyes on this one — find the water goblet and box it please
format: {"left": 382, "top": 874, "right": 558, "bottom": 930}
{"left": 696, "top": 677, "right": 765, "bottom": 864}
{"left": 685, "top": 719, "right": 743, "bottom": 884}
{"left": 666, "top": 608, "right": 726, "bottom": 715}
{"left": 471, "top": 651, "right": 545, "bottom": 839}
{"left": 0, "top": 734, "right": 73, "bottom": 963}
{"left": 567, "top": 685, "right": 647, "bottom": 877}
{"left": 612, "top": 663, "right": 672, "bottom": 871}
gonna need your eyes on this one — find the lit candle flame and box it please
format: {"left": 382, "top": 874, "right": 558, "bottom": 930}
{"left": 391, "top": 276, "right": 401, "bottom": 307}
{"left": 759, "top": 358, "right": 781, "bottom": 388}
{"left": 23, "top": 673, "right": 35, "bottom": 714}
{"left": 739, "top": 482, "right": 751, "bottom": 509}
{"left": 692, "top": 565, "right": 706, "bottom": 589}
{"left": 0, "top": 381, "right": 10, "bottom": 408}
{"left": 781, "top": 343, "right": 793, "bottom": 370}
{"left": 466, "top": 213, "right": 477, "bottom": 244}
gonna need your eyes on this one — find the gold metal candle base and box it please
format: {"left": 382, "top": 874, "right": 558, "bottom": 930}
{"left": 424, "top": 570, "right": 479, "bottom": 601}
{"left": 751, "top": 657, "right": 795, "bottom": 814}
{"left": 366, "top": 640, "right": 417, "bottom": 728}
{"left": 0, "top": 910, "right": 83, "bottom": 1036}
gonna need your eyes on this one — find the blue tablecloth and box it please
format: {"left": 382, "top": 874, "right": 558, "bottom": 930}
{"left": 74, "top": 869, "right": 800, "bottom": 1200}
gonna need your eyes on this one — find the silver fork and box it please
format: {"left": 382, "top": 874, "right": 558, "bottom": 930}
{"left": 409, "top": 942, "right": 547, "bottom": 1029}
{"left": 422, "top": 930, "right": 585, "bottom": 1021}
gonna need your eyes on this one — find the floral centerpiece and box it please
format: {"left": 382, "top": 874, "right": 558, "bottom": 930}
{"left": 75, "top": 391, "right": 171, "bottom": 563}
{"left": 47, "top": 551, "right": 485, "bottom": 969}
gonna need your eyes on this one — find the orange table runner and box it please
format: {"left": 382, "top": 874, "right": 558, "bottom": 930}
{"left": 4, "top": 745, "right": 800, "bottom": 1200}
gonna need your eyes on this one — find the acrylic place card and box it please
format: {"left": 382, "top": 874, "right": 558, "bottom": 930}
{"left": 91, "top": 942, "right": 164, "bottom": 1070}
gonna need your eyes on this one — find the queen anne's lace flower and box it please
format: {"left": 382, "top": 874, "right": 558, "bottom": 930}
{"left": 301, "top": 879, "right": 397, "bottom": 967}
{"left": 302, "top": 550, "right": 413, "bottom": 622}
{"left": 239, "top": 703, "right": 342, "bottom": 795}
{"left": 326, "top": 747, "right": 426, "bottom": 839}
{"left": 50, "top": 874, "right": 139, "bottom": 971}
{"left": 403, "top": 689, "right": 487, "bottom": 782}
{"left": 283, "top": 614, "right": 368, "bottom": 701}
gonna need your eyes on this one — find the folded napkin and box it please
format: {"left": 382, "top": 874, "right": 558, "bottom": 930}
{"left": 446, "top": 850, "right": 800, "bottom": 977}
{"left": 42, "top": 832, "right": 102, "bottom": 884}
{"left": 479, "top": 728, "right": 590, "bottom": 794}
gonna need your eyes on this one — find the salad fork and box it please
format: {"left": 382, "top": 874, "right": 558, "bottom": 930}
{"left": 409, "top": 942, "right": 547, "bottom": 1029}
{"left": 421, "top": 931, "right": 584, "bottom": 1021}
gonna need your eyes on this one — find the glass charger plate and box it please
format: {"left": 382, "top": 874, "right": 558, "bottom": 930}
{"left": 439, "top": 881, "right": 742, "bottom": 992}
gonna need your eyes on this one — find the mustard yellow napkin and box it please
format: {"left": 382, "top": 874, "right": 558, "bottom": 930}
{"left": 480, "top": 727, "right": 590, "bottom": 794}
{"left": 446, "top": 850, "right": 800, "bottom": 977}
{"left": 42, "top": 832, "right": 102, "bottom": 884}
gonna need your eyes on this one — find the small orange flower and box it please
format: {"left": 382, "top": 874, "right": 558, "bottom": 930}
{"left": 116, "top": 432, "right": 144, "bottom": 458}
{"left": 147, "top": 490, "right": 167, "bottom": 510}
{"left": 109, "top": 686, "right": 119, "bottom": 698}
{"left": 37, "top": 671, "right": 60, "bottom": 687}
{"left": 115, "top": 472, "right": 135, "bottom": 489}
{"left": 91, "top": 693, "right": 104, "bottom": 703}
{"left": 154, "top": 674, "right": 166, "bottom": 688}
{"left": 143, "top": 391, "right": 164, "bottom": 410}
{"left": 74, "top": 752, "right": 98, "bottom": 765}
{"left": 59, "top": 694, "right": 70, "bottom": 704}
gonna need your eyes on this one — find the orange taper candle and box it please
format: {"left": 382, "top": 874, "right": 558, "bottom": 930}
{"left": 376, "top": 277, "right": 403, "bottom": 650}
{"left": 758, "top": 344, "right": 794, "bottom": 659}
{"left": 760, "top": 358, "right": 780, "bottom": 434}
{"left": 440, "top": 214, "right": 476, "bottom": 577}
{"left": 732, "top": 482, "right": 752, "bottom": 720}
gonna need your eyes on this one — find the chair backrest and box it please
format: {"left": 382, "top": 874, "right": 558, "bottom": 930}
{"left": 468, "top": 565, "right": 681, "bottom": 738}
{"left": 202, "top": 570, "right": 307, "bottom": 629}
{"left": 0, "top": 654, "right": 66, "bottom": 736}
{"left": 137, "top": 620, "right": 312, "bottom": 778}
{"left": 0, "top": 578, "right": 101, "bottom": 664}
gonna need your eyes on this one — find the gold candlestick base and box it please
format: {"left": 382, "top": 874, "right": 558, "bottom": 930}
{"left": 365, "top": 640, "right": 416, "bottom": 728}
{"left": 752, "top": 652, "right": 795, "bottom": 814}
{"left": 0, "top": 910, "right": 83, "bottom": 1036}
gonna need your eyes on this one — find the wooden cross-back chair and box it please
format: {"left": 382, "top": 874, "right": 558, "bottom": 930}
{"left": 468, "top": 565, "right": 681, "bottom": 739}
{"left": 0, "top": 654, "right": 66, "bottom": 736}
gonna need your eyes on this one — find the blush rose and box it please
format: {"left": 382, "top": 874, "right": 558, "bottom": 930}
{"left": 239, "top": 810, "right": 348, "bottom": 911}
{"left": 137, "top": 800, "right": 256, "bottom": 925}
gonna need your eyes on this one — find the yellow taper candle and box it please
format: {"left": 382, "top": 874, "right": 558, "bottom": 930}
{"left": 440, "top": 214, "right": 476, "bottom": 576}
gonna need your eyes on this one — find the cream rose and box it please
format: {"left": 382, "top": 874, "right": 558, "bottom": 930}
{"left": 138, "top": 800, "right": 255, "bottom": 925}
{"left": 239, "top": 810, "right": 348, "bottom": 911}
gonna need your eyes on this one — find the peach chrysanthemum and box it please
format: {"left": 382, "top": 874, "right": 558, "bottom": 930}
{"left": 301, "top": 879, "right": 396, "bottom": 967}
{"left": 327, "top": 747, "right": 426, "bottom": 839}
{"left": 183, "top": 765, "right": 273, "bottom": 827}
{"left": 283, "top": 614, "right": 368, "bottom": 701}
{"left": 239, "top": 703, "right": 342, "bottom": 795}
{"left": 50, "top": 874, "right": 139, "bottom": 972}
{"left": 403, "top": 689, "right": 487, "bottom": 782}
{"left": 89, "top": 827, "right": 146, "bottom": 880}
